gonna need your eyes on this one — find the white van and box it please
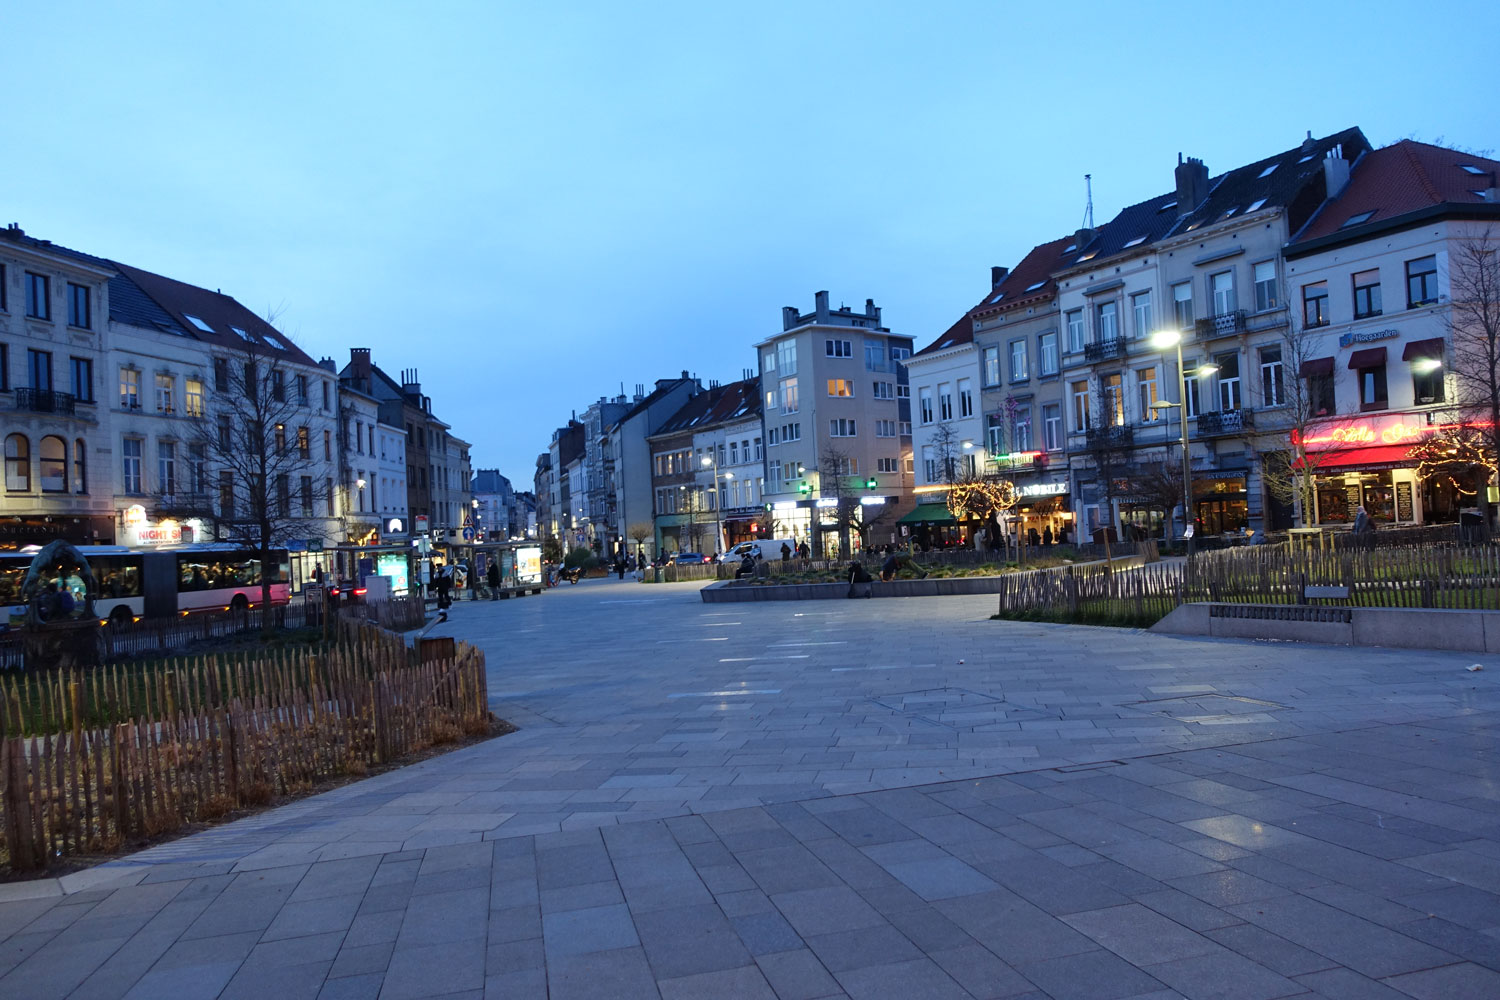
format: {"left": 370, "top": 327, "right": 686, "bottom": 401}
{"left": 727, "top": 539, "right": 797, "bottom": 561}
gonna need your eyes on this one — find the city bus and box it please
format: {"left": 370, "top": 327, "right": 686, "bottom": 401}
{"left": 1, "top": 544, "right": 290, "bottom": 625}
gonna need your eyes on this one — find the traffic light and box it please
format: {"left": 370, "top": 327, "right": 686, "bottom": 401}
{"left": 865, "top": 478, "right": 878, "bottom": 489}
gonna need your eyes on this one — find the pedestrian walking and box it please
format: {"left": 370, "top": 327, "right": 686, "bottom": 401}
{"left": 486, "top": 560, "right": 501, "bottom": 600}
{"left": 781, "top": 541, "right": 792, "bottom": 562}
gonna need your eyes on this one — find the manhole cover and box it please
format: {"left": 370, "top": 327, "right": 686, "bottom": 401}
{"left": 871, "top": 687, "right": 1034, "bottom": 729}
{"left": 1127, "top": 693, "right": 1291, "bottom": 725}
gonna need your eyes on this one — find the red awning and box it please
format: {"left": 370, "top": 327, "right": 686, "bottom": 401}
{"left": 1348, "top": 347, "right": 1387, "bottom": 369}
{"left": 1300, "top": 357, "right": 1334, "bottom": 377}
{"left": 1294, "top": 445, "right": 1411, "bottom": 470}
{"left": 1402, "top": 338, "right": 1445, "bottom": 360}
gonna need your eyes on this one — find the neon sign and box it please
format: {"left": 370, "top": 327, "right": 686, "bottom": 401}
{"left": 1297, "top": 415, "right": 1491, "bottom": 452}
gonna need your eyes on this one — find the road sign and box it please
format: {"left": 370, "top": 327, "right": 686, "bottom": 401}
{"left": 415, "top": 515, "right": 429, "bottom": 533}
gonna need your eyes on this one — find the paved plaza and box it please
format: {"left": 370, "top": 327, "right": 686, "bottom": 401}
{"left": 2, "top": 578, "right": 1500, "bottom": 999}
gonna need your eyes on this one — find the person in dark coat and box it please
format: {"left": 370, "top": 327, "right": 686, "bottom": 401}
{"left": 486, "top": 560, "right": 501, "bottom": 600}
{"left": 1042, "top": 525, "right": 1053, "bottom": 546}
{"left": 847, "top": 560, "right": 873, "bottom": 598}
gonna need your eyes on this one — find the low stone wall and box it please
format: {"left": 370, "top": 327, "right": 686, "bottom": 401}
{"left": 1152, "top": 602, "right": 1500, "bottom": 653}
{"left": 700, "top": 557, "right": 1146, "bottom": 603}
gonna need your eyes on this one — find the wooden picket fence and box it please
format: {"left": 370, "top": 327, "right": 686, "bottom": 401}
{"left": 995, "top": 542, "right": 1500, "bottom": 627}
{"left": 0, "top": 620, "right": 487, "bottom": 871}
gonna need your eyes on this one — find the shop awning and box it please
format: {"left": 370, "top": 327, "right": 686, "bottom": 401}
{"left": 898, "top": 502, "right": 957, "bottom": 525}
{"left": 1300, "top": 357, "right": 1334, "bottom": 377}
{"left": 1348, "top": 347, "right": 1386, "bottom": 369}
{"left": 1402, "top": 337, "right": 1445, "bottom": 360}
{"left": 1294, "top": 445, "right": 1411, "bottom": 470}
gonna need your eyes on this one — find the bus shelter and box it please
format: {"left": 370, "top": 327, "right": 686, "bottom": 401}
{"left": 443, "top": 539, "right": 545, "bottom": 599}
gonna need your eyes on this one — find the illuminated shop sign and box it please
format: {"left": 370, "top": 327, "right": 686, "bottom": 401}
{"left": 1295, "top": 414, "right": 1443, "bottom": 452}
{"left": 1018, "top": 482, "right": 1068, "bottom": 497}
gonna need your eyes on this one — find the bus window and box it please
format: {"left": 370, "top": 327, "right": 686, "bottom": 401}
{"left": 91, "top": 555, "right": 144, "bottom": 598}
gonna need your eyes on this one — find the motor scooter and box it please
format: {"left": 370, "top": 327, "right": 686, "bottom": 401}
{"left": 559, "top": 566, "right": 583, "bottom": 584}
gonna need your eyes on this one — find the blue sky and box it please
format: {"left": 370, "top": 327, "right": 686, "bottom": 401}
{"left": 8, "top": 1, "right": 1496, "bottom": 485}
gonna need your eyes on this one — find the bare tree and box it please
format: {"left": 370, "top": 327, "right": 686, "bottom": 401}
{"left": 819, "top": 445, "right": 890, "bottom": 559}
{"left": 627, "top": 521, "right": 653, "bottom": 562}
{"left": 164, "top": 340, "right": 326, "bottom": 628}
{"left": 1084, "top": 387, "right": 1134, "bottom": 563}
{"left": 1251, "top": 313, "right": 1363, "bottom": 527}
{"left": 1447, "top": 228, "right": 1500, "bottom": 530}
{"left": 927, "top": 423, "right": 961, "bottom": 487}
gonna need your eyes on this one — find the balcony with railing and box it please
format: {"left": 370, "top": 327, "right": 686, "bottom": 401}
{"left": 1195, "top": 310, "right": 1246, "bottom": 338}
{"left": 1084, "top": 338, "right": 1127, "bottom": 362}
{"left": 14, "top": 388, "right": 77, "bottom": 415}
{"left": 1085, "top": 425, "right": 1134, "bottom": 450}
{"left": 1196, "top": 408, "right": 1255, "bottom": 436}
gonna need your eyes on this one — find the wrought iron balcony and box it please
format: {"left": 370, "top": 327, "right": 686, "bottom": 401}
{"left": 1195, "top": 310, "right": 1246, "bottom": 338}
{"left": 1084, "top": 338, "right": 1127, "bottom": 362}
{"left": 1196, "top": 408, "right": 1255, "bottom": 436}
{"left": 14, "top": 388, "right": 77, "bottom": 415}
{"left": 1085, "top": 425, "right": 1134, "bottom": 450}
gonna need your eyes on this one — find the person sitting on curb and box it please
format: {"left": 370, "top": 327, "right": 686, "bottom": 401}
{"left": 847, "top": 560, "right": 874, "bottom": 598}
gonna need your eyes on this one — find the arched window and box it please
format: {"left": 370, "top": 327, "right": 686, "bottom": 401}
{"left": 73, "top": 439, "right": 87, "bottom": 494}
{"left": 39, "top": 436, "right": 67, "bottom": 492}
{"left": 4, "top": 434, "right": 30, "bottom": 492}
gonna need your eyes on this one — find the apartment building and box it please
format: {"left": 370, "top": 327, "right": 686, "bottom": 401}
{"left": 1056, "top": 128, "right": 1371, "bottom": 540}
{"left": 1283, "top": 140, "right": 1500, "bottom": 527}
{"left": 757, "top": 291, "right": 914, "bottom": 555}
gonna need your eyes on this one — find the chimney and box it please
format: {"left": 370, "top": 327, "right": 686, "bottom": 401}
{"left": 1174, "top": 154, "right": 1210, "bottom": 217}
{"left": 681, "top": 369, "right": 689, "bottom": 380}
{"left": 1322, "top": 152, "right": 1351, "bottom": 199}
{"left": 1301, "top": 130, "right": 1316, "bottom": 154}
{"left": 782, "top": 305, "right": 800, "bottom": 330}
{"left": 1073, "top": 227, "right": 1095, "bottom": 252}
{"left": 401, "top": 368, "right": 421, "bottom": 396}
{"left": 814, "top": 290, "right": 830, "bottom": 322}
{"left": 991, "top": 266, "right": 1009, "bottom": 288}
{"left": 865, "top": 298, "right": 881, "bottom": 325}
{"left": 350, "top": 347, "right": 372, "bottom": 382}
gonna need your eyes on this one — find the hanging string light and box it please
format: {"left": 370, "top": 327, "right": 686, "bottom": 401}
{"left": 1409, "top": 425, "right": 1498, "bottom": 485}
{"left": 947, "top": 479, "right": 1020, "bottom": 534}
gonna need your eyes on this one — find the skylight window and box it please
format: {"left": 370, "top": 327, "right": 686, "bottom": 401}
{"left": 1223, "top": 208, "right": 1239, "bottom": 218}
{"left": 1123, "top": 236, "right": 1147, "bottom": 248}
{"left": 262, "top": 333, "right": 286, "bottom": 349}
{"left": 1025, "top": 281, "right": 1046, "bottom": 291}
{"left": 1257, "top": 163, "right": 1277, "bottom": 178}
{"left": 230, "top": 326, "right": 253, "bottom": 341}
{"left": 1247, "top": 198, "right": 1267, "bottom": 212}
{"left": 1340, "top": 210, "right": 1376, "bottom": 228}
{"left": 1298, "top": 154, "right": 1316, "bottom": 164}
{"left": 1157, "top": 201, "right": 1177, "bottom": 213}
{"left": 1063, "top": 244, "right": 1076, "bottom": 254}
{"left": 184, "top": 314, "right": 214, "bottom": 333}
{"left": 1077, "top": 251, "right": 1098, "bottom": 262}
{"left": 1460, "top": 164, "right": 1488, "bottom": 176}
{"left": 989, "top": 292, "right": 1005, "bottom": 304}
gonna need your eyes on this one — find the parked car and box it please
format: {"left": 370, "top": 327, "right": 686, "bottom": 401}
{"left": 673, "top": 553, "right": 709, "bottom": 565}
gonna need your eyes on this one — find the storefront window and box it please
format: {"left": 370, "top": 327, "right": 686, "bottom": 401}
{"left": 1193, "top": 478, "right": 1248, "bottom": 535}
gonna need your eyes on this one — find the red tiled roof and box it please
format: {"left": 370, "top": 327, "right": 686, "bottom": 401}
{"left": 971, "top": 235, "right": 1074, "bottom": 321}
{"left": 1294, "top": 140, "right": 1500, "bottom": 243}
{"left": 113, "top": 262, "right": 319, "bottom": 367}
{"left": 914, "top": 235, "right": 1076, "bottom": 357}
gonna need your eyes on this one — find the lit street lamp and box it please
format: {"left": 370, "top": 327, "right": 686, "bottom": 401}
{"left": 1149, "top": 329, "right": 1219, "bottom": 550}
{"left": 701, "top": 453, "right": 729, "bottom": 556}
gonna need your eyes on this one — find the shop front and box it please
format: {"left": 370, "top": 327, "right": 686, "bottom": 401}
{"left": 1296, "top": 413, "right": 1439, "bottom": 527}
{"left": 0, "top": 514, "right": 115, "bottom": 552}
{"left": 1194, "top": 472, "right": 1250, "bottom": 536}
{"left": 1013, "top": 481, "right": 1071, "bottom": 546}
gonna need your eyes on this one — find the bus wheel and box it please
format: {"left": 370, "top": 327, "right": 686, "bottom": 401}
{"left": 230, "top": 594, "right": 250, "bottom": 613}
{"left": 109, "top": 606, "right": 132, "bottom": 626}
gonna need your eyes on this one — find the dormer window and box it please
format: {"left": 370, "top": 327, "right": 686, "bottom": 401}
{"left": 184, "top": 314, "right": 214, "bottom": 333}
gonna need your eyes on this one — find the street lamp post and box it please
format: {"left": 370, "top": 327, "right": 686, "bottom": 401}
{"left": 702, "top": 453, "right": 728, "bottom": 556}
{"left": 1149, "top": 330, "right": 1217, "bottom": 552}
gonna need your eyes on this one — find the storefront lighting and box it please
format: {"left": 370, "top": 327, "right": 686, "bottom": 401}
{"left": 1412, "top": 358, "right": 1443, "bottom": 374}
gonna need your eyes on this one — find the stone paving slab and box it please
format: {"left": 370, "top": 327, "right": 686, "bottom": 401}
{"left": 2, "top": 578, "right": 1499, "bottom": 998}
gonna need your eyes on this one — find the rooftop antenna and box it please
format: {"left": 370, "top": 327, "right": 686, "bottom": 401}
{"left": 1081, "top": 174, "right": 1094, "bottom": 230}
